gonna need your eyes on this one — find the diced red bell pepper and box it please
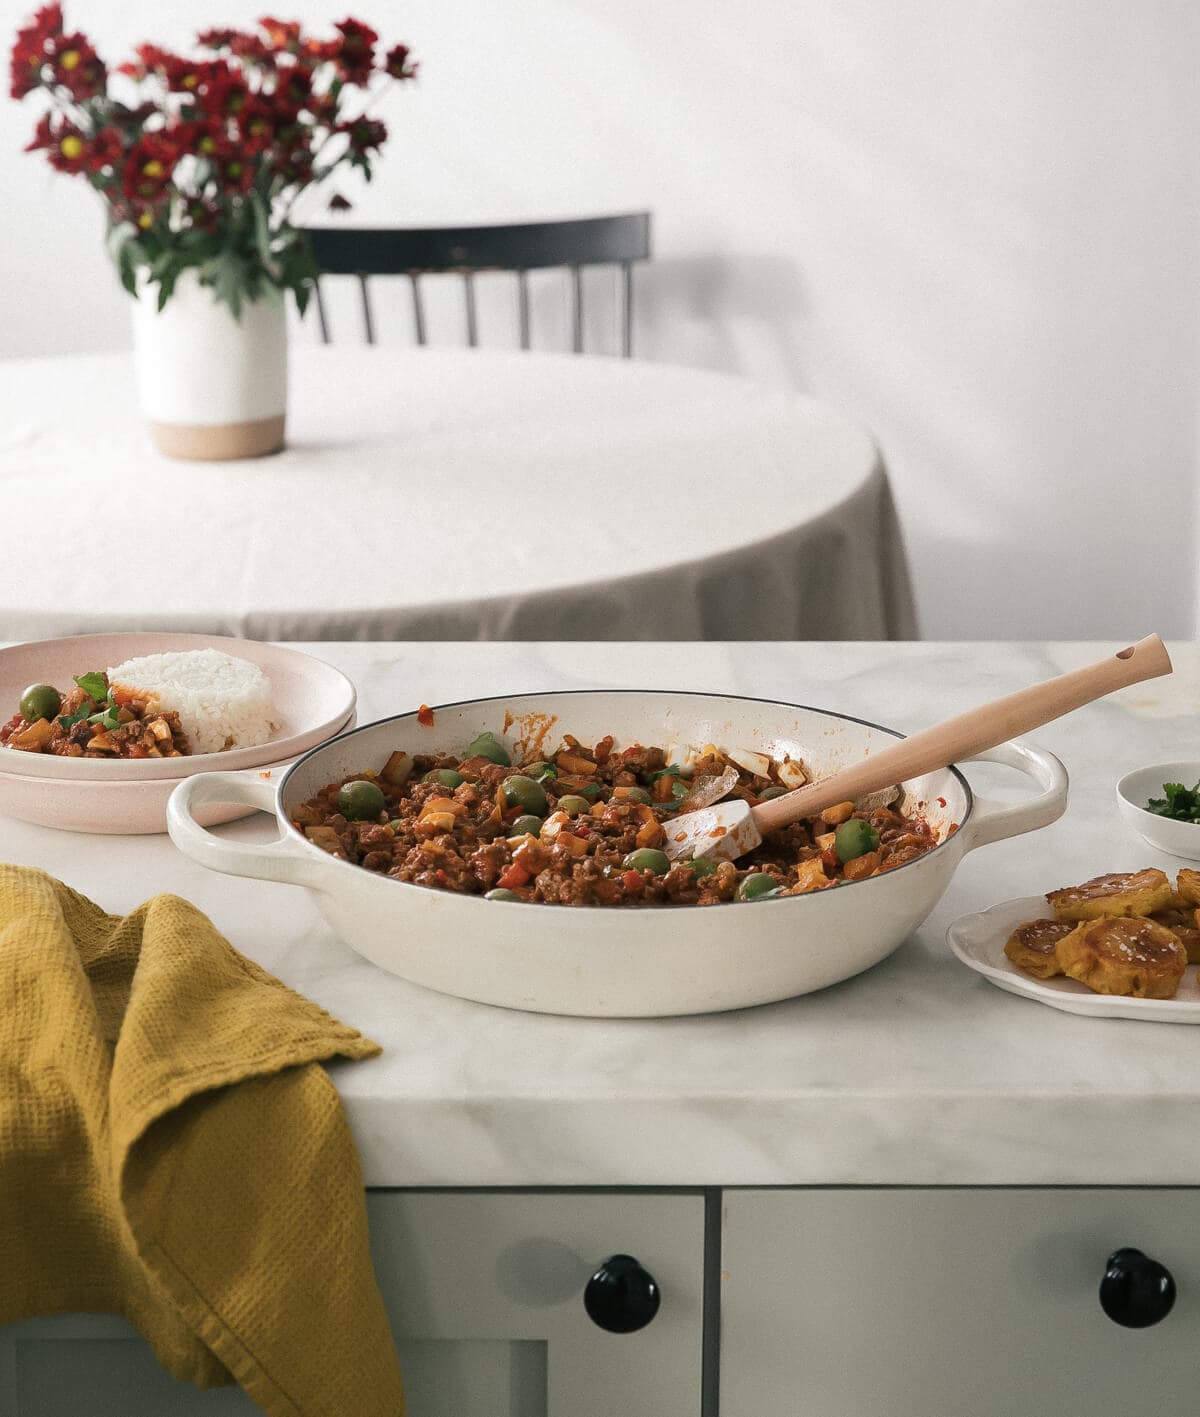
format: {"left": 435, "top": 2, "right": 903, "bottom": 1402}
{"left": 417, "top": 704, "right": 435, "bottom": 726}
{"left": 820, "top": 847, "right": 839, "bottom": 873}
{"left": 623, "top": 870, "right": 644, "bottom": 893}
{"left": 497, "top": 862, "right": 531, "bottom": 890}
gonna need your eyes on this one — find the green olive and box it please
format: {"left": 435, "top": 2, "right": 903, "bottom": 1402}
{"left": 525, "top": 761, "right": 557, "bottom": 781}
{"left": 423, "top": 767, "right": 464, "bottom": 789}
{"left": 507, "top": 814, "right": 543, "bottom": 837}
{"left": 19, "top": 683, "right": 61, "bottom": 722}
{"left": 622, "top": 847, "right": 670, "bottom": 875}
{"left": 736, "top": 872, "right": 782, "bottom": 901}
{"left": 758, "top": 785, "right": 788, "bottom": 800}
{"left": 577, "top": 782, "right": 603, "bottom": 801}
{"left": 466, "top": 731, "right": 510, "bottom": 766}
{"left": 834, "top": 818, "right": 880, "bottom": 864}
{"left": 689, "top": 856, "right": 719, "bottom": 878}
{"left": 619, "top": 786, "right": 653, "bottom": 806}
{"left": 502, "top": 774, "right": 548, "bottom": 815}
{"left": 556, "top": 794, "right": 592, "bottom": 817}
{"left": 337, "top": 779, "right": 386, "bottom": 821}
{"left": 484, "top": 888, "right": 522, "bottom": 902}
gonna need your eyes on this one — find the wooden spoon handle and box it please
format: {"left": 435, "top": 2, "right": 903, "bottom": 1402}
{"left": 752, "top": 634, "right": 1172, "bottom": 834}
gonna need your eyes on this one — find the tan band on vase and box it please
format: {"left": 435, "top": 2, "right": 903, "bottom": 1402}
{"left": 148, "top": 414, "right": 286, "bottom": 462}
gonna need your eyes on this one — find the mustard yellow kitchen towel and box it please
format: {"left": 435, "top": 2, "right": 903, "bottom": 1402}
{"left": 0, "top": 863, "right": 405, "bottom": 1416}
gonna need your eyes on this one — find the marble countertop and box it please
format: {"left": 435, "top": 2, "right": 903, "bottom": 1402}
{"left": 3, "top": 640, "right": 1198, "bottom": 1189}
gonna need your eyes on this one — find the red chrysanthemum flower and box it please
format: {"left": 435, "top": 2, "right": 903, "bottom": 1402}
{"left": 195, "top": 69, "right": 250, "bottom": 117}
{"left": 229, "top": 31, "right": 274, "bottom": 65}
{"left": 85, "top": 126, "right": 124, "bottom": 175}
{"left": 9, "top": 2, "right": 63, "bottom": 97}
{"left": 383, "top": 43, "right": 416, "bottom": 80}
{"left": 259, "top": 17, "right": 302, "bottom": 53}
{"left": 195, "top": 27, "right": 239, "bottom": 50}
{"left": 23, "top": 110, "right": 55, "bottom": 151}
{"left": 121, "top": 131, "right": 178, "bottom": 201}
{"left": 330, "top": 17, "right": 376, "bottom": 84}
{"left": 273, "top": 61, "right": 313, "bottom": 113}
{"left": 203, "top": 135, "right": 256, "bottom": 194}
{"left": 48, "top": 124, "right": 87, "bottom": 172}
{"left": 171, "top": 114, "right": 225, "bottom": 159}
{"left": 339, "top": 114, "right": 386, "bottom": 155}
{"left": 47, "top": 30, "right": 105, "bottom": 98}
{"left": 237, "top": 95, "right": 276, "bottom": 152}
{"left": 271, "top": 131, "right": 315, "bottom": 186}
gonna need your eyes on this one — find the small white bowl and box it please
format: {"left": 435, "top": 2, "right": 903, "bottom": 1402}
{"left": 1115, "top": 761, "right": 1200, "bottom": 861}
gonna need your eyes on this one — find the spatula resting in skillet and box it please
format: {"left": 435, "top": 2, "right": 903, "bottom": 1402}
{"left": 663, "top": 634, "right": 1172, "bottom": 864}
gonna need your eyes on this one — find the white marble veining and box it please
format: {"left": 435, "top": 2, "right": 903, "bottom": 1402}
{"left": 3, "top": 641, "right": 1198, "bottom": 1187}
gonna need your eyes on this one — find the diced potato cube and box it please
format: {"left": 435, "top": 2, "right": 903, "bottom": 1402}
{"left": 778, "top": 759, "right": 808, "bottom": 789}
{"left": 821, "top": 800, "right": 855, "bottom": 826}
{"left": 787, "top": 858, "right": 830, "bottom": 894}
{"left": 12, "top": 718, "right": 55, "bottom": 750}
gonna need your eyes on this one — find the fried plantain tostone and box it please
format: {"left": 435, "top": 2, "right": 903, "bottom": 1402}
{"left": 1176, "top": 869, "right": 1200, "bottom": 907}
{"left": 1046, "top": 869, "right": 1171, "bottom": 923}
{"left": 1150, "top": 904, "right": 1200, "bottom": 965}
{"left": 1004, "top": 918, "right": 1074, "bottom": 979}
{"left": 1056, "top": 916, "right": 1187, "bottom": 999}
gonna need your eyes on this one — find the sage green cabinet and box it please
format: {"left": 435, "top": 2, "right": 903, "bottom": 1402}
{"left": 1, "top": 1190, "right": 705, "bottom": 1416}
{"left": 720, "top": 1188, "right": 1198, "bottom": 1417}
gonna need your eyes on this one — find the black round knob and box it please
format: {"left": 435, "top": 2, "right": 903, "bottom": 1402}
{"left": 583, "top": 1254, "right": 661, "bottom": 1333}
{"left": 1099, "top": 1247, "right": 1176, "bottom": 1328}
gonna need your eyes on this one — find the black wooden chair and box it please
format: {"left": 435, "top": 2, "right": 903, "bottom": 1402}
{"left": 302, "top": 212, "right": 651, "bottom": 356}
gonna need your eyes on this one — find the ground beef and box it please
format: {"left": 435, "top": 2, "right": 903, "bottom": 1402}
{"left": 295, "top": 735, "right": 941, "bottom": 907}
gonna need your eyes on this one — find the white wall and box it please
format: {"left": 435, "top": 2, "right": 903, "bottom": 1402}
{"left": 2, "top": 0, "right": 1197, "bottom": 639}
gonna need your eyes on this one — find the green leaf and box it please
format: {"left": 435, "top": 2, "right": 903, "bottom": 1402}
{"left": 1147, "top": 780, "right": 1200, "bottom": 823}
{"left": 73, "top": 672, "right": 107, "bottom": 701}
{"left": 58, "top": 705, "right": 91, "bottom": 730}
{"left": 249, "top": 190, "right": 275, "bottom": 273}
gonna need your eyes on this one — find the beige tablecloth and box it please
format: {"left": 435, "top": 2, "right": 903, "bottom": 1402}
{"left": 0, "top": 348, "right": 916, "bottom": 641}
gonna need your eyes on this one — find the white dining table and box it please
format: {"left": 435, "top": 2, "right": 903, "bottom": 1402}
{"left": 0, "top": 347, "right": 915, "bottom": 641}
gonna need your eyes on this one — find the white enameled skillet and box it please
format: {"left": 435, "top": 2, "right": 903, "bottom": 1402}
{"left": 167, "top": 691, "right": 1067, "bottom": 1017}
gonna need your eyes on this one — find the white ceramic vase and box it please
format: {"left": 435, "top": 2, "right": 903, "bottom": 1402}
{"left": 131, "top": 269, "right": 287, "bottom": 461}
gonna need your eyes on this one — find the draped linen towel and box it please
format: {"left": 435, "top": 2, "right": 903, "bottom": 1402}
{"left": 0, "top": 863, "right": 405, "bottom": 1416}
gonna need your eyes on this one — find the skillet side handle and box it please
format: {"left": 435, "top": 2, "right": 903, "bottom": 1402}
{"left": 960, "top": 741, "right": 1069, "bottom": 852}
{"left": 167, "top": 772, "right": 325, "bottom": 888}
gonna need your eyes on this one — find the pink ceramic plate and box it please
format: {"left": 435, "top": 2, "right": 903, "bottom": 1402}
{"left": 0, "top": 753, "right": 314, "bottom": 835}
{"left": 0, "top": 633, "right": 355, "bottom": 781}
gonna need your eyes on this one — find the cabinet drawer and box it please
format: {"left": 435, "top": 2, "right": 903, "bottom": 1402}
{"left": 2, "top": 1190, "right": 705, "bottom": 1417}
{"left": 722, "top": 1188, "right": 1198, "bottom": 1417}
{"left": 366, "top": 1190, "right": 705, "bottom": 1417}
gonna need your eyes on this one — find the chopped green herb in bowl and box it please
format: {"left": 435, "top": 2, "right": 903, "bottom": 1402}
{"left": 1146, "top": 781, "right": 1200, "bottom": 824}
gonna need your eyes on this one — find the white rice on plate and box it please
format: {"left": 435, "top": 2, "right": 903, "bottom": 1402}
{"left": 106, "top": 649, "right": 279, "bottom": 756}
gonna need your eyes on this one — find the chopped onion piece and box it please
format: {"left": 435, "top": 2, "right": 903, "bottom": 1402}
{"left": 854, "top": 785, "right": 901, "bottom": 813}
{"left": 676, "top": 765, "right": 741, "bottom": 812}
{"left": 727, "top": 747, "right": 773, "bottom": 777}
